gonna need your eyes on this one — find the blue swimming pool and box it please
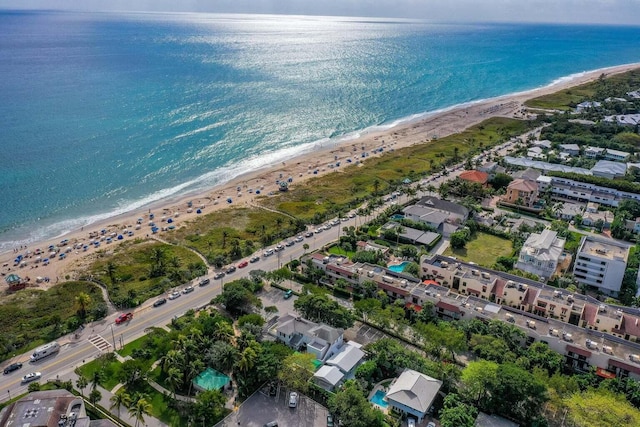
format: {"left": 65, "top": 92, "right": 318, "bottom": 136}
{"left": 388, "top": 261, "right": 409, "bottom": 273}
{"left": 370, "top": 390, "right": 389, "bottom": 408}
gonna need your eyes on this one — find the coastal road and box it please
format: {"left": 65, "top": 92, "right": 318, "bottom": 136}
{"left": 0, "top": 214, "right": 355, "bottom": 403}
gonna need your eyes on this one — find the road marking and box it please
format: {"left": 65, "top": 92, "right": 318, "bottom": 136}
{"left": 88, "top": 335, "right": 112, "bottom": 351}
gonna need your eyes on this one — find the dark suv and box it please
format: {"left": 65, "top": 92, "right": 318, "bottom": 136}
{"left": 3, "top": 362, "right": 23, "bottom": 374}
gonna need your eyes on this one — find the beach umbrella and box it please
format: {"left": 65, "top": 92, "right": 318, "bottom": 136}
{"left": 49, "top": 252, "right": 57, "bottom": 257}
{"left": 117, "top": 235, "right": 123, "bottom": 240}
{"left": 227, "top": 198, "right": 232, "bottom": 203}
{"left": 255, "top": 190, "right": 260, "bottom": 194}
{"left": 167, "top": 218, "right": 173, "bottom": 223}
{"left": 151, "top": 226, "right": 159, "bottom": 233}
{"left": 196, "top": 209, "right": 202, "bottom": 214}
{"left": 168, "top": 225, "right": 176, "bottom": 230}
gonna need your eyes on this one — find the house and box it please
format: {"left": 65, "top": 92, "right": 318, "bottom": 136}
{"left": 557, "top": 202, "right": 584, "bottom": 220}
{"left": 502, "top": 179, "right": 539, "bottom": 208}
{"left": 384, "top": 369, "right": 442, "bottom": 423}
{"left": 559, "top": 144, "right": 580, "bottom": 156}
{"left": 275, "top": 313, "right": 344, "bottom": 361}
{"left": 478, "top": 161, "right": 507, "bottom": 179}
{"left": 624, "top": 217, "right": 640, "bottom": 234}
{"left": 512, "top": 167, "right": 541, "bottom": 181}
{"left": 585, "top": 146, "right": 605, "bottom": 159}
{"left": 575, "top": 101, "right": 601, "bottom": 112}
{"left": 591, "top": 160, "right": 627, "bottom": 179}
{"left": 356, "top": 240, "right": 390, "bottom": 255}
{"left": 581, "top": 202, "right": 614, "bottom": 228}
{"left": 459, "top": 170, "right": 489, "bottom": 186}
{"left": 526, "top": 146, "right": 545, "bottom": 159}
{"left": 627, "top": 90, "right": 640, "bottom": 99}
{"left": 475, "top": 412, "right": 520, "bottom": 427}
{"left": 0, "top": 389, "right": 117, "bottom": 427}
{"left": 604, "top": 114, "right": 640, "bottom": 127}
{"left": 503, "top": 156, "right": 593, "bottom": 176}
{"left": 573, "top": 236, "right": 630, "bottom": 296}
{"left": 604, "top": 148, "right": 631, "bottom": 162}
{"left": 515, "top": 229, "right": 566, "bottom": 280}
{"left": 313, "top": 365, "right": 344, "bottom": 391}
{"left": 402, "top": 196, "right": 469, "bottom": 237}
{"left": 532, "top": 139, "right": 552, "bottom": 149}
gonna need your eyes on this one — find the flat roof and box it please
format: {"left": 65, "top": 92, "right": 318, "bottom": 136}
{"left": 579, "top": 236, "right": 629, "bottom": 262}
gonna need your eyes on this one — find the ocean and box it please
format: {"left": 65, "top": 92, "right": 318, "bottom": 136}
{"left": 1, "top": 10, "right": 640, "bottom": 250}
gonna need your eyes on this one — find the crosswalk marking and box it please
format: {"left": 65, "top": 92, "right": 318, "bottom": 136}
{"left": 88, "top": 334, "right": 112, "bottom": 351}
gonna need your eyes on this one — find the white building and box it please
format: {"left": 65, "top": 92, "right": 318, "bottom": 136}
{"left": 536, "top": 175, "right": 640, "bottom": 208}
{"left": 585, "top": 146, "right": 605, "bottom": 159}
{"left": 559, "top": 144, "right": 580, "bottom": 156}
{"left": 573, "top": 236, "right": 630, "bottom": 296}
{"left": 604, "top": 148, "right": 631, "bottom": 162}
{"left": 591, "top": 160, "right": 627, "bottom": 179}
{"left": 515, "top": 229, "right": 566, "bottom": 280}
{"left": 275, "top": 313, "right": 344, "bottom": 361}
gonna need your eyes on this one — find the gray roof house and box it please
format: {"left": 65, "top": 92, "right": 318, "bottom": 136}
{"left": 591, "top": 160, "right": 627, "bottom": 179}
{"left": 313, "top": 365, "right": 344, "bottom": 391}
{"left": 515, "top": 229, "right": 566, "bottom": 280}
{"left": 384, "top": 369, "right": 442, "bottom": 423}
{"left": 313, "top": 341, "right": 365, "bottom": 391}
{"left": 275, "top": 313, "right": 344, "bottom": 361}
{"left": 403, "top": 196, "right": 469, "bottom": 237}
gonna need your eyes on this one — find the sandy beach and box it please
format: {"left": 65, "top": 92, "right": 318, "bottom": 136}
{"left": 2, "top": 62, "right": 639, "bottom": 290}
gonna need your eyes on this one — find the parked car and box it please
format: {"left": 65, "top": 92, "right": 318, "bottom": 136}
{"left": 327, "top": 415, "right": 335, "bottom": 427}
{"left": 182, "top": 285, "right": 195, "bottom": 294}
{"left": 264, "top": 422, "right": 278, "bottom": 427}
{"left": 3, "top": 362, "right": 22, "bottom": 375}
{"left": 288, "top": 392, "right": 298, "bottom": 408}
{"left": 294, "top": 235, "right": 304, "bottom": 242}
{"left": 250, "top": 256, "right": 260, "bottom": 263}
{"left": 199, "top": 278, "right": 210, "bottom": 287}
{"left": 168, "top": 291, "right": 181, "bottom": 300}
{"left": 263, "top": 248, "right": 274, "bottom": 257}
{"left": 304, "top": 231, "right": 314, "bottom": 238}
{"left": 284, "top": 289, "right": 293, "bottom": 299}
{"left": 426, "top": 422, "right": 435, "bottom": 427}
{"left": 115, "top": 312, "right": 133, "bottom": 324}
{"left": 237, "top": 260, "right": 249, "bottom": 268}
{"left": 274, "top": 244, "right": 285, "bottom": 252}
{"left": 153, "top": 298, "right": 167, "bottom": 307}
{"left": 225, "top": 265, "right": 237, "bottom": 274}
{"left": 213, "top": 272, "right": 225, "bottom": 280}
{"left": 285, "top": 240, "right": 295, "bottom": 247}
{"left": 22, "top": 372, "right": 41, "bottom": 383}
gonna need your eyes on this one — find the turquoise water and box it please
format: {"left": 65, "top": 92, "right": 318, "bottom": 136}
{"left": 370, "top": 390, "right": 389, "bottom": 408}
{"left": 388, "top": 261, "right": 410, "bottom": 273}
{"left": 2, "top": 11, "right": 640, "bottom": 249}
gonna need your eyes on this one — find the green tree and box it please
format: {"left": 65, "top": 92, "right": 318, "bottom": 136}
{"left": 74, "top": 292, "right": 92, "bottom": 319}
{"left": 450, "top": 231, "right": 468, "bottom": 249}
{"left": 75, "top": 374, "right": 88, "bottom": 398}
{"left": 489, "top": 363, "right": 548, "bottom": 422}
{"left": 128, "top": 397, "right": 152, "bottom": 427}
{"left": 89, "top": 389, "right": 102, "bottom": 408}
{"left": 460, "top": 360, "right": 498, "bottom": 407}
{"left": 278, "top": 352, "right": 316, "bottom": 393}
{"left": 192, "top": 389, "right": 227, "bottom": 425}
{"left": 329, "top": 381, "right": 384, "bottom": 427}
{"left": 109, "top": 391, "right": 131, "bottom": 419}
{"left": 440, "top": 393, "right": 478, "bottom": 427}
{"left": 564, "top": 389, "right": 640, "bottom": 427}
{"left": 294, "top": 293, "right": 354, "bottom": 329}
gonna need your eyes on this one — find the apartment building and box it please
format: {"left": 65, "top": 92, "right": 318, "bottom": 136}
{"left": 536, "top": 175, "right": 640, "bottom": 208}
{"left": 573, "top": 236, "right": 629, "bottom": 296}
{"left": 503, "top": 178, "right": 539, "bottom": 207}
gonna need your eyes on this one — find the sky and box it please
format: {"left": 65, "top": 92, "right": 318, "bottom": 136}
{"left": 1, "top": 0, "right": 640, "bottom": 25}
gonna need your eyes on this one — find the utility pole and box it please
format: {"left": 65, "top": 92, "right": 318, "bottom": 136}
{"left": 110, "top": 324, "right": 116, "bottom": 351}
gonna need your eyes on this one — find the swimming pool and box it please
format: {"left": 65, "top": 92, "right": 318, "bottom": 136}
{"left": 370, "top": 390, "right": 389, "bottom": 408}
{"left": 388, "top": 261, "right": 409, "bottom": 273}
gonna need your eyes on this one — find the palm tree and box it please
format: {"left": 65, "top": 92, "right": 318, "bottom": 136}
{"left": 74, "top": 292, "right": 92, "bottom": 319}
{"left": 110, "top": 391, "right": 131, "bottom": 419}
{"left": 187, "top": 359, "right": 205, "bottom": 396}
{"left": 89, "top": 369, "right": 103, "bottom": 392}
{"left": 167, "top": 367, "right": 183, "bottom": 396}
{"left": 75, "top": 374, "right": 88, "bottom": 398}
{"left": 221, "top": 230, "right": 229, "bottom": 249}
{"left": 453, "top": 146, "right": 460, "bottom": 162}
{"left": 372, "top": 178, "right": 380, "bottom": 195}
{"left": 128, "top": 398, "right": 152, "bottom": 427}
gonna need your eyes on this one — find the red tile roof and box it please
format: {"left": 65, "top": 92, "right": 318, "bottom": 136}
{"left": 491, "top": 279, "right": 506, "bottom": 297}
{"left": 436, "top": 300, "right": 461, "bottom": 313}
{"left": 566, "top": 344, "right": 591, "bottom": 358}
{"left": 583, "top": 303, "right": 598, "bottom": 326}
{"left": 459, "top": 170, "right": 489, "bottom": 184}
{"left": 507, "top": 178, "right": 538, "bottom": 193}
{"left": 614, "top": 315, "right": 640, "bottom": 338}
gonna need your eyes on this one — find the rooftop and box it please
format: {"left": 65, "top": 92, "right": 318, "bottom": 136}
{"left": 459, "top": 170, "right": 489, "bottom": 184}
{"left": 507, "top": 178, "right": 538, "bottom": 192}
{"left": 578, "top": 236, "right": 629, "bottom": 262}
{"left": 504, "top": 156, "right": 592, "bottom": 175}
{"left": 386, "top": 369, "right": 442, "bottom": 414}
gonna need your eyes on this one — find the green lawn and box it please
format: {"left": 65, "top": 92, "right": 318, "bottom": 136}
{"left": 77, "top": 354, "right": 123, "bottom": 392}
{"left": 125, "top": 382, "right": 188, "bottom": 427}
{"left": 328, "top": 245, "right": 356, "bottom": 258}
{"left": 443, "top": 232, "right": 513, "bottom": 267}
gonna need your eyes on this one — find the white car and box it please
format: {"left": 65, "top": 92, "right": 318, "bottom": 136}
{"left": 263, "top": 248, "right": 274, "bottom": 257}
{"left": 288, "top": 392, "right": 298, "bottom": 408}
{"left": 22, "top": 372, "right": 42, "bottom": 383}
{"left": 168, "top": 291, "right": 181, "bottom": 300}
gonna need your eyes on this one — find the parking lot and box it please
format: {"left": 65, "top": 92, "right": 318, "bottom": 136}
{"left": 216, "top": 385, "right": 330, "bottom": 427}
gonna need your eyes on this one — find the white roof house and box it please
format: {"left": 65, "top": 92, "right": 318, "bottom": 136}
{"left": 313, "top": 365, "right": 344, "bottom": 391}
{"left": 532, "top": 139, "right": 552, "bottom": 149}
{"left": 326, "top": 342, "right": 365, "bottom": 375}
{"left": 559, "top": 144, "right": 580, "bottom": 155}
{"left": 385, "top": 369, "right": 442, "bottom": 423}
{"left": 585, "top": 146, "right": 605, "bottom": 158}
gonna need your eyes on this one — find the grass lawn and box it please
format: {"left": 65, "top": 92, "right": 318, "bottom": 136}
{"left": 328, "top": 245, "right": 355, "bottom": 258}
{"left": 443, "top": 232, "right": 513, "bottom": 267}
{"left": 77, "top": 354, "right": 123, "bottom": 392}
{"left": 125, "top": 382, "right": 187, "bottom": 427}
{"left": 0, "top": 281, "right": 105, "bottom": 363}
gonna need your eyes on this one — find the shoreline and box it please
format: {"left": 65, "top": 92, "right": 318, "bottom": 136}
{"left": 2, "top": 62, "right": 640, "bottom": 285}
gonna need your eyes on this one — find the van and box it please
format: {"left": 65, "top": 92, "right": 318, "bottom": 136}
{"left": 30, "top": 341, "right": 60, "bottom": 362}
{"left": 263, "top": 422, "right": 278, "bottom": 427}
